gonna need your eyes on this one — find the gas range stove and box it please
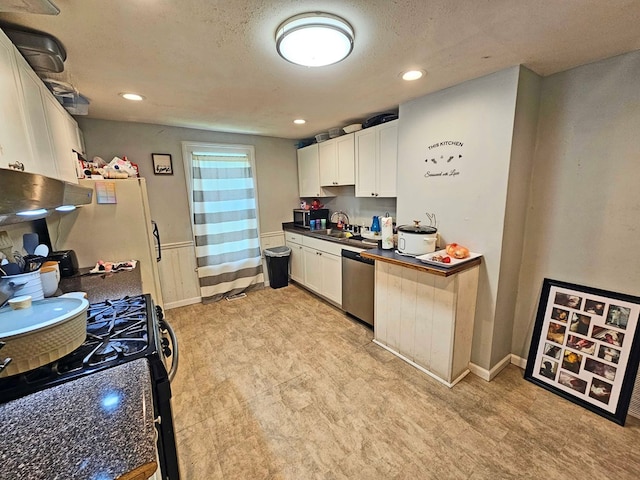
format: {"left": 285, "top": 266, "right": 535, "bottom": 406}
{"left": 0, "top": 294, "right": 180, "bottom": 479}
{"left": 0, "top": 295, "right": 162, "bottom": 402}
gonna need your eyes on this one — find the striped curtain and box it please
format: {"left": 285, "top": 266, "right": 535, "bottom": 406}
{"left": 191, "top": 153, "right": 263, "bottom": 303}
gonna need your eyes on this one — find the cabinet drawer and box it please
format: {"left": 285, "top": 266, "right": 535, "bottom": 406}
{"left": 285, "top": 231, "right": 303, "bottom": 245}
{"left": 302, "top": 236, "right": 343, "bottom": 256}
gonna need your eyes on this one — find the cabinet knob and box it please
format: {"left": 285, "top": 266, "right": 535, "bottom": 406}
{"left": 371, "top": 192, "right": 375, "bottom": 196}
{"left": 375, "top": 193, "right": 379, "bottom": 197}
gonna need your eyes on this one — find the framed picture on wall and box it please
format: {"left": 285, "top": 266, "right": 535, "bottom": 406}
{"left": 152, "top": 153, "right": 173, "bottom": 175}
{"left": 525, "top": 278, "right": 640, "bottom": 425}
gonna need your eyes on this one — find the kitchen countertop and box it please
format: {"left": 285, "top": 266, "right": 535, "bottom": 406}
{"left": 58, "top": 263, "right": 143, "bottom": 303}
{"left": 361, "top": 248, "right": 482, "bottom": 277}
{"left": 282, "top": 222, "right": 379, "bottom": 249}
{"left": 0, "top": 358, "right": 157, "bottom": 480}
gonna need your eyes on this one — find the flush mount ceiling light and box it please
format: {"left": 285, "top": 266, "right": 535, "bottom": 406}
{"left": 119, "top": 92, "right": 145, "bottom": 101}
{"left": 293, "top": 119, "right": 306, "bottom": 124}
{"left": 276, "top": 12, "right": 354, "bottom": 67}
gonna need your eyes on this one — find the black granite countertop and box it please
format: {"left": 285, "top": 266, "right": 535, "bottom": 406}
{"left": 0, "top": 358, "right": 157, "bottom": 480}
{"left": 282, "top": 222, "right": 379, "bottom": 250}
{"left": 58, "top": 264, "right": 143, "bottom": 303}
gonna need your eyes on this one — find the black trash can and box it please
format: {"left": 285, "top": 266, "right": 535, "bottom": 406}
{"left": 264, "top": 246, "right": 291, "bottom": 289}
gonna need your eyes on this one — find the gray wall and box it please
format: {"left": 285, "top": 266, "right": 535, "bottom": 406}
{"left": 492, "top": 67, "right": 541, "bottom": 366}
{"left": 76, "top": 119, "right": 299, "bottom": 244}
{"left": 396, "top": 67, "right": 531, "bottom": 371}
{"left": 512, "top": 50, "right": 640, "bottom": 358}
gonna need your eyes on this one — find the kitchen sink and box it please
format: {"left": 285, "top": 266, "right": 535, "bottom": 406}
{"left": 327, "top": 231, "right": 350, "bottom": 239}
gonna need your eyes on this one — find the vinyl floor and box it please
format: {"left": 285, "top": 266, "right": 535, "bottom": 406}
{"left": 168, "top": 284, "right": 640, "bottom": 479}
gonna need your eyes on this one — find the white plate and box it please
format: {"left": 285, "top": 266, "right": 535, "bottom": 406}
{"left": 415, "top": 249, "right": 482, "bottom": 268}
{"left": 360, "top": 231, "right": 380, "bottom": 240}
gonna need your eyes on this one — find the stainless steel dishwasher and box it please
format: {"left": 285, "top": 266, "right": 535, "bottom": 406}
{"left": 341, "top": 249, "right": 375, "bottom": 326}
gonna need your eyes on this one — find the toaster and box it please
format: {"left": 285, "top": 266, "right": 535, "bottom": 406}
{"left": 47, "top": 250, "right": 79, "bottom": 277}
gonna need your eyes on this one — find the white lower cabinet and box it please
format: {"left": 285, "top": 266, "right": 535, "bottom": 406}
{"left": 289, "top": 243, "right": 305, "bottom": 283}
{"left": 302, "top": 246, "right": 322, "bottom": 293}
{"left": 374, "top": 261, "right": 480, "bottom": 387}
{"left": 285, "top": 231, "right": 343, "bottom": 306}
{"left": 285, "top": 232, "right": 305, "bottom": 283}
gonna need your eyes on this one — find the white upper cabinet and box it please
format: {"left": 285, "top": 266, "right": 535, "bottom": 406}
{"left": 43, "top": 93, "right": 78, "bottom": 183}
{"left": 319, "top": 133, "right": 355, "bottom": 186}
{"left": 0, "top": 28, "right": 81, "bottom": 183}
{"left": 0, "top": 31, "right": 36, "bottom": 174}
{"left": 297, "top": 143, "right": 335, "bottom": 198}
{"left": 14, "top": 52, "right": 58, "bottom": 178}
{"left": 297, "top": 143, "right": 321, "bottom": 197}
{"left": 355, "top": 120, "right": 398, "bottom": 197}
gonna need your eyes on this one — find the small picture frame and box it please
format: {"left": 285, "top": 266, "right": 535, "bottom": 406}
{"left": 525, "top": 278, "right": 640, "bottom": 425}
{"left": 152, "top": 153, "right": 173, "bottom": 175}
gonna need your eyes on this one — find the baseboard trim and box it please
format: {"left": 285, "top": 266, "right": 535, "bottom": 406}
{"left": 510, "top": 354, "right": 527, "bottom": 369}
{"left": 469, "top": 353, "right": 512, "bottom": 381}
{"left": 164, "top": 296, "right": 201, "bottom": 310}
{"left": 372, "top": 340, "right": 469, "bottom": 388}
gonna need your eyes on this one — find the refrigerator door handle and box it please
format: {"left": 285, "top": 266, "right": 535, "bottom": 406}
{"left": 152, "top": 221, "right": 162, "bottom": 262}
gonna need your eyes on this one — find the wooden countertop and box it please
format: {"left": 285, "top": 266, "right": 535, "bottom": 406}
{"left": 360, "top": 248, "right": 482, "bottom": 277}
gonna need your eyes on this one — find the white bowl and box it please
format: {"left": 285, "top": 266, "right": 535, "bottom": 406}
{"left": 8, "top": 295, "right": 32, "bottom": 310}
{"left": 41, "top": 269, "right": 59, "bottom": 297}
{"left": 343, "top": 123, "right": 362, "bottom": 133}
{"left": 4, "top": 271, "right": 43, "bottom": 301}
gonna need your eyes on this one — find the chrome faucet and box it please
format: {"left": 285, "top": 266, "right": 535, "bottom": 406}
{"left": 330, "top": 211, "right": 349, "bottom": 226}
{"left": 0, "top": 342, "right": 11, "bottom": 374}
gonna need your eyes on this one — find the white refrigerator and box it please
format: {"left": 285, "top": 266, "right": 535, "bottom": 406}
{"left": 48, "top": 178, "right": 164, "bottom": 307}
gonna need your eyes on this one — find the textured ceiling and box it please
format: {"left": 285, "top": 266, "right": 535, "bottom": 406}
{"left": 1, "top": 0, "right": 639, "bottom": 139}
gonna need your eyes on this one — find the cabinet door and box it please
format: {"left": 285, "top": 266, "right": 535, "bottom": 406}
{"left": 320, "top": 252, "right": 342, "bottom": 305}
{"left": 303, "top": 246, "right": 322, "bottom": 293}
{"left": 297, "top": 144, "right": 320, "bottom": 197}
{"left": 354, "top": 128, "right": 377, "bottom": 197}
{"left": 0, "top": 32, "right": 35, "bottom": 174}
{"left": 288, "top": 242, "right": 305, "bottom": 283}
{"left": 43, "top": 93, "right": 77, "bottom": 183}
{"left": 376, "top": 121, "right": 398, "bottom": 197}
{"left": 14, "top": 53, "right": 58, "bottom": 178}
{"left": 318, "top": 138, "right": 337, "bottom": 186}
{"left": 335, "top": 134, "right": 355, "bottom": 185}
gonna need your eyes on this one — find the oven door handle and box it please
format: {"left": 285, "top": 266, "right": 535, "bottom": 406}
{"left": 161, "top": 318, "right": 179, "bottom": 382}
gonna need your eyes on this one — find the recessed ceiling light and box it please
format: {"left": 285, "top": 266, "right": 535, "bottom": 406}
{"left": 402, "top": 70, "right": 425, "bottom": 81}
{"left": 276, "top": 12, "right": 354, "bottom": 67}
{"left": 120, "top": 93, "right": 145, "bottom": 101}
{"left": 293, "top": 119, "right": 306, "bottom": 125}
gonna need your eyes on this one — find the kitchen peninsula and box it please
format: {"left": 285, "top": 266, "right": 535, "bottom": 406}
{"left": 361, "top": 248, "right": 481, "bottom": 387}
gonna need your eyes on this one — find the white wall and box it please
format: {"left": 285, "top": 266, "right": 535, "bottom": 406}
{"left": 396, "top": 66, "right": 534, "bottom": 370}
{"left": 512, "top": 50, "right": 640, "bottom": 358}
{"left": 77, "top": 119, "right": 300, "bottom": 244}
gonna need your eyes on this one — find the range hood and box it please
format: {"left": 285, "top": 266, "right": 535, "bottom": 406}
{"left": 0, "top": 1, "right": 59, "bottom": 15}
{"left": 0, "top": 169, "right": 92, "bottom": 226}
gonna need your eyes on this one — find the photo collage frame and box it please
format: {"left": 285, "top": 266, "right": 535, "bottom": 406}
{"left": 525, "top": 278, "right": 640, "bottom": 425}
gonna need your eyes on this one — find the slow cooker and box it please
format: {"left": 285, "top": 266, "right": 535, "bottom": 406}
{"left": 397, "top": 221, "right": 438, "bottom": 255}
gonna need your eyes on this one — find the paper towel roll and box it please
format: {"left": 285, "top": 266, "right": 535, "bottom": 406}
{"left": 381, "top": 216, "right": 394, "bottom": 250}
